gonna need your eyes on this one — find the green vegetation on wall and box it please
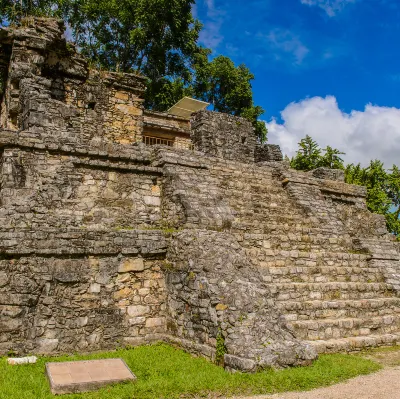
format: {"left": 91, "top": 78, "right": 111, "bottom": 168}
{"left": 290, "top": 135, "right": 400, "bottom": 240}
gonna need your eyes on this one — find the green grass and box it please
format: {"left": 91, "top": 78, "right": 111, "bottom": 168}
{"left": 361, "top": 345, "right": 400, "bottom": 354}
{"left": 0, "top": 343, "right": 381, "bottom": 399}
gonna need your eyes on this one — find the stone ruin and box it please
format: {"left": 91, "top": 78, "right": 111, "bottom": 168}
{"left": 0, "top": 18, "right": 399, "bottom": 372}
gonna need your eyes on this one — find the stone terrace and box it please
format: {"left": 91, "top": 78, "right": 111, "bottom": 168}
{"left": 0, "top": 18, "right": 399, "bottom": 372}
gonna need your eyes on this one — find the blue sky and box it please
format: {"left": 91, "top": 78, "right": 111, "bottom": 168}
{"left": 193, "top": 0, "right": 400, "bottom": 165}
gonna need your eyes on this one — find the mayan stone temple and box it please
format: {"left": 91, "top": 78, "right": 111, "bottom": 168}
{"left": 0, "top": 18, "right": 400, "bottom": 372}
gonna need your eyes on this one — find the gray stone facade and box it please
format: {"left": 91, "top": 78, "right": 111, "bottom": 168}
{"left": 0, "top": 18, "right": 400, "bottom": 371}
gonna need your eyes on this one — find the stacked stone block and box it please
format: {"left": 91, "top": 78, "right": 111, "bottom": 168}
{"left": 0, "top": 18, "right": 399, "bottom": 372}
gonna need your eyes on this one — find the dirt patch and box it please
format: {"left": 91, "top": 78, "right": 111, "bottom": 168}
{"left": 233, "top": 347, "right": 400, "bottom": 399}
{"left": 234, "top": 367, "right": 400, "bottom": 399}
{"left": 362, "top": 347, "right": 400, "bottom": 367}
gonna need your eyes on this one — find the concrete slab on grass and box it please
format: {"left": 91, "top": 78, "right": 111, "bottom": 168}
{"left": 46, "top": 358, "right": 136, "bottom": 395}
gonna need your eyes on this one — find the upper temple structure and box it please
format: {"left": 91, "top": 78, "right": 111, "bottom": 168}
{"left": 0, "top": 18, "right": 399, "bottom": 371}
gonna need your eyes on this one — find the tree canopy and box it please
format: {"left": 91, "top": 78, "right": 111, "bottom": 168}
{"left": 345, "top": 161, "right": 400, "bottom": 238}
{"left": 0, "top": 0, "right": 267, "bottom": 140}
{"left": 290, "top": 135, "right": 345, "bottom": 171}
{"left": 0, "top": 0, "right": 55, "bottom": 23}
{"left": 290, "top": 135, "right": 400, "bottom": 240}
{"left": 192, "top": 54, "right": 266, "bottom": 141}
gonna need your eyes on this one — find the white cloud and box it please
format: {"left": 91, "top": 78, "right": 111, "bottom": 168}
{"left": 198, "top": 0, "right": 225, "bottom": 50}
{"left": 199, "top": 22, "right": 224, "bottom": 49}
{"left": 266, "top": 29, "right": 310, "bottom": 65}
{"left": 265, "top": 96, "right": 400, "bottom": 167}
{"left": 300, "top": 0, "right": 356, "bottom": 16}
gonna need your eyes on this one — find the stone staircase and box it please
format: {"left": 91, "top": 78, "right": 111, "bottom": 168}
{"left": 161, "top": 148, "right": 400, "bottom": 360}
{"left": 212, "top": 161, "right": 400, "bottom": 354}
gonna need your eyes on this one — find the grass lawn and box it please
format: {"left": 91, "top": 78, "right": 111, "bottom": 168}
{"left": 0, "top": 343, "right": 381, "bottom": 399}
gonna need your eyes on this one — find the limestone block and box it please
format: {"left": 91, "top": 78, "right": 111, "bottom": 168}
{"left": 115, "top": 92, "right": 129, "bottom": 101}
{"left": 115, "top": 104, "right": 142, "bottom": 116}
{"left": 118, "top": 258, "right": 144, "bottom": 273}
{"left": 145, "top": 317, "right": 165, "bottom": 328}
{"left": 129, "top": 317, "right": 146, "bottom": 325}
{"left": 0, "top": 271, "right": 9, "bottom": 287}
{"left": 224, "top": 354, "right": 256, "bottom": 372}
{"left": 127, "top": 305, "right": 150, "bottom": 317}
{"left": 114, "top": 287, "right": 133, "bottom": 300}
{"left": 89, "top": 283, "right": 101, "bottom": 293}
{"left": 143, "top": 196, "right": 161, "bottom": 206}
{"left": 0, "top": 318, "right": 22, "bottom": 332}
{"left": 36, "top": 338, "right": 59, "bottom": 354}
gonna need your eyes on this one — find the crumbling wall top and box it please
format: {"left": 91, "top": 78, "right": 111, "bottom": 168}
{"left": 0, "top": 17, "right": 146, "bottom": 144}
{"left": 190, "top": 110, "right": 258, "bottom": 163}
{"left": 310, "top": 167, "right": 345, "bottom": 181}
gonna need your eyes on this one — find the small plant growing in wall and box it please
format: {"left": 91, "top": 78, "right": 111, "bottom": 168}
{"left": 188, "top": 271, "right": 196, "bottom": 281}
{"left": 215, "top": 328, "right": 227, "bottom": 367}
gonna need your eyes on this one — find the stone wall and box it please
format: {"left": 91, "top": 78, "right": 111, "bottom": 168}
{"left": 0, "top": 18, "right": 145, "bottom": 144}
{"left": 166, "top": 230, "right": 315, "bottom": 371}
{"left": 255, "top": 144, "right": 283, "bottom": 162}
{"left": 157, "top": 147, "right": 399, "bottom": 367}
{"left": 0, "top": 19, "right": 166, "bottom": 355}
{"left": 191, "top": 110, "right": 258, "bottom": 163}
{"left": 191, "top": 110, "right": 284, "bottom": 163}
{"left": 1, "top": 18, "right": 400, "bottom": 372}
{"left": 0, "top": 251, "right": 167, "bottom": 354}
{"left": 310, "top": 167, "right": 345, "bottom": 181}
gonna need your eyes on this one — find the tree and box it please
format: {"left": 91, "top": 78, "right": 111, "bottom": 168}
{"left": 388, "top": 165, "right": 400, "bottom": 216}
{"left": 0, "top": 0, "right": 56, "bottom": 24}
{"left": 345, "top": 160, "right": 392, "bottom": 216}
{"left": 290, "top": 136, "right": 345, "bottom": 171}
{"left": 192, "top": 55, "right": 267, "bottom": 141}
{"left": 290, "top": 136, "right": 399, "bottom": 239}
{"left": 290, "top": 135, "right": 322, "bottom": 171}
{"left": 319, "top": 146, "right": 345, "bottom": 169}
{"left": 61, "top": 0, "right": 202, "bottom": 106}
{"left": 1, "top": 1, "right": 267, "bottom": 141}
{"left": 345, "top": 160, "right": 400, "bottom": 239}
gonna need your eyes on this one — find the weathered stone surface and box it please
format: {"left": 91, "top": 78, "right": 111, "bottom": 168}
{"left": 310, "top": 167, "right": 345, "bottom": 181}
{"left": 118, "top": 258, "right": 145, "bottom": 273}
{"left": 0, "top": 17, "right": 399, "bottom": 372}
{"left": 191, "top": 110, "right": 257, "bottom": 163}
{"left": 255, "top": 144, "right": 283, "bottom": 162}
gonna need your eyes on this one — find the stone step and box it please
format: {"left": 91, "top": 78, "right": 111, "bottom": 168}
{"left": 235, "top": 220, "right": 349, "bottom": 239}
{"left": 264, "top": 266, "right": 385, "bottom": 284}
{"left": 232, "top": 219, "right": 313, "bottom": 232}
{"left": 272, "top": 282, "right": 397, "bottom": 301}
{"left": 241, "top": 234, "right": 360, "bottom": 251}
{"left": 222, "top": 186, "right": 289, "bottom": 197}
{"left": 218, "top": 170, "right": 275, "bottom": 180}
{"left": 306, "top": 333, "right": 400, "bottom": 354}
{"left": 251, "top": 257, "right": 372, "bottom": 271}
{"left": 241, "top": 234, "right": 354, "bottom": 247}
{"left": 237, "top": 225, "right": 342, "bottom": 236}
{"left": 234, "top": 210, "right": 304, "bottom": 222}
{"left": 288, "top": 315, "right": 400, "bottom": 340}
{"left": 279, "top": 298, "right": 400, "bottom": 320}
{"left": 248, "top": 248, "right": 370, "bottom": 267}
